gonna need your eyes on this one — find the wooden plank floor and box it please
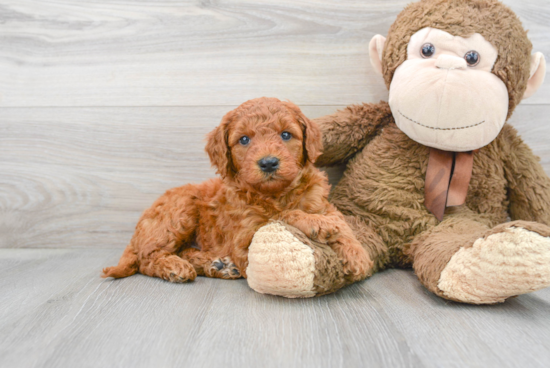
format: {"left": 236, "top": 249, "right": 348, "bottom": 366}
{"left": 1, "top": 1, "right": 550, "bottom": 367}
{"left": 1, "top": 248, "right": 550, "bottom": 368}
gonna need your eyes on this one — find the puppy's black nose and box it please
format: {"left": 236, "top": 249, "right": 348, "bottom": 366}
{"left": 258, "top": 156, "right": 279, "bottom": 173}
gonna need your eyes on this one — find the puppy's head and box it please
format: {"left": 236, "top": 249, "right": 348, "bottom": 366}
{"left": 205, "top": 97, "right": 322, "bottom": 193}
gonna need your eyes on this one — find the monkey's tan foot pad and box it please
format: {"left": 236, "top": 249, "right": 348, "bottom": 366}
{"left": 211, "top": 257, "right": 241, "bottom": 279}
{"left": 246, "top": 221, "right": 346, "bottom": 298}
{"left": 438, "top": 225, "right": 550, "bottom": 304}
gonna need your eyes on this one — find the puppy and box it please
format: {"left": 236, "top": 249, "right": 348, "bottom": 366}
{"left": 102, "top": 97, "right": 371, "bottom": 283}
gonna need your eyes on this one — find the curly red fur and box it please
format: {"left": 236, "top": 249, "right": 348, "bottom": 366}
{"left": 102, "top": 97, "right": 371, "bottom": 283}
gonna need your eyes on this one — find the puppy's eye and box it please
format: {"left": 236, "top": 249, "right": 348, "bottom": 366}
{"left": 239, "top": 136, "right": 250, "bottom": 145}
{"left": 464, "top": 50, "right": 480, "bottom": 66}
{"left": 421, "top": 43, "right": 435, "bottom": 58}
{"left": 281, "top": 131, "right": 292, "bottom": 141}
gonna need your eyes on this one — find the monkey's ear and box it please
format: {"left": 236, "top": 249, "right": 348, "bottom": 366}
{"left": 369, "top": 34, "right": 386, "bottom": 76}
{"left": 523, "top": 52, "right": 546, "bottom": 100}
{"left": 205, "top": 111, "right": 235, "bottom": 178}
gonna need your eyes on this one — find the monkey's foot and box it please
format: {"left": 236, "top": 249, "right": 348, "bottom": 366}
{"left": 246, "top": 222, "right": 346, "bottom": 298}
{"left": 438, "top": 223, "right": 550, "bottom": 304}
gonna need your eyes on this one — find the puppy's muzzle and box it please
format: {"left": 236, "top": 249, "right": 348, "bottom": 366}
{"left": 258, "top": 156, "right": 279, "bottom": 173}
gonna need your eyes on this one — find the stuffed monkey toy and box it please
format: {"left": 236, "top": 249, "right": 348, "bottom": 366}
{"left": 246, "top": 0, "right": 550, "bottom": 304}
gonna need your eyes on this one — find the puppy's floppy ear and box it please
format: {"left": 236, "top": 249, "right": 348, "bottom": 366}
{"left": 205, "top": 111, "right": 235, "bottom": 178}
{"left": 283, "top": 101, "right": 323, "bottom": 164}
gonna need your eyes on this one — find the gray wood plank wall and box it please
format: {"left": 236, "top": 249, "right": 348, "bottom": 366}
{"left": 1, "top": 0, "right": 549, "bottom": 249}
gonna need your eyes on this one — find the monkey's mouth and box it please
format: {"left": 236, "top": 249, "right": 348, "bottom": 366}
{"left": 398, "top": 110, "right": 486, "bottom": 131}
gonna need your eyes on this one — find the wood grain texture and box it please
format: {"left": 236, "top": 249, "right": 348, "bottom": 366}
{"left": 0, "top": 105, "right": 339, "bottom": 248}
{"left": 0, "top": 248, "right": 549, "bottom": 368}
{"left": 1, "top": 105, "right": 549, "bottom": 249}
{"left": 360, "top": 269, "right": 550, "bottom": 368}
{"left": 0, "top": 0, "right": 549, "bottom": 107}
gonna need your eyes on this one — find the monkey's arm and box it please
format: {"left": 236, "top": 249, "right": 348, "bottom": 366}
{"left": 314, "top": 101, "right": 393, "bottom": 167}
{"left": 500, "top": 125, "right": 550, "bottom": 225}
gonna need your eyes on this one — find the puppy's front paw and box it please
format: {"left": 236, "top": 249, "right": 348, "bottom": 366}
{"left": 316, "top": 224, "right": 341, "bottom": 243}
{"left": 294, "top": 221, "right": 340, "bottom": 244}
{"left": 338, "top": 241, "right": 373, "bottom": 282}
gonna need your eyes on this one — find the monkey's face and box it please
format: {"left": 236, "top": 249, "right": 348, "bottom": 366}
{"left": 388, "top": 27, "right": 509, "bottom": 152}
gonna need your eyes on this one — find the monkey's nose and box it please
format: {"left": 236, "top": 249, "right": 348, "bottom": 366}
{"left": 435, "top": 54, "right": 467, "bottom": 70}
{"left": 258, "top": 156, "right": 280, "bottom": 173}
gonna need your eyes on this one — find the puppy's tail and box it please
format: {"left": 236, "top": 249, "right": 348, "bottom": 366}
{"left": 102, "top": 245, "right": 139, "bottom": 279}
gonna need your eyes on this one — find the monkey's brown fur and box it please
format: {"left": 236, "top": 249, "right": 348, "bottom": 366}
{"left": 383, "top": 0, "right": 531, "bottom": 119}
{"left": 313, "top": 0, "right": 550, "bottom": 302}
{"left": 102, "top": 98, "right": 370, "bottom": 283}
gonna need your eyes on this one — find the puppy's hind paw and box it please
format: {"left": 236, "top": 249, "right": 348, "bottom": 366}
{"left": 208, "top": 257, "right": 242, "bottom": 279}
{"left": 158, "top": 256, "right": 197, "bottom": 283}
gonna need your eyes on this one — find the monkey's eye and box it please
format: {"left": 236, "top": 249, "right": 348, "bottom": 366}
{"left": 421, "top": 43, "right": 435, "bottom": 58}
{"left": 281, "top": 131, "right": 292, "bottom": 141}
{"left": 464, "top": 50, "right": 480, "bottom": 66}
{"left": 239, "top": 136, "right": 250, "bottom": 145}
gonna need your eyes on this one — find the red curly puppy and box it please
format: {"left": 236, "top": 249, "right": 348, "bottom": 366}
{"left": 102, "top": 97, "right": 371, "bottom": 283}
